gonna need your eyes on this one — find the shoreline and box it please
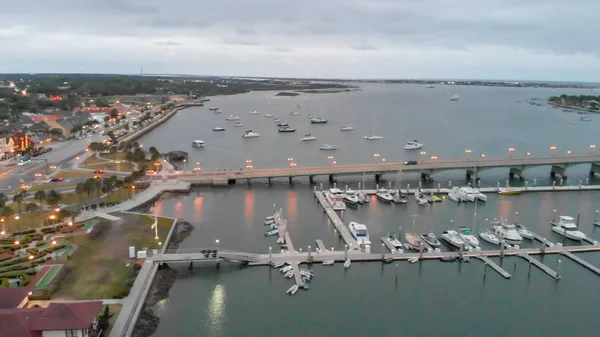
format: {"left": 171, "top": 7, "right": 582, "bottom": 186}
{"left": 131, "top": 221, "right": 194, "bottom": 337}
{"left": 548, "top": 101, "right": 599, "bottom": 113}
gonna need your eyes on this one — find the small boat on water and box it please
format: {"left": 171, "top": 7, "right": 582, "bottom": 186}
{"left": 322, "top": 260, "right": 335, "bottom": 266}
{"left": 459, "top": 226, "right": 480, "bottom": 247}
{"left": 249, "top": 110, "right": 260, "bottom": 115}
{"left": 344, "top": 189, "right": 360, "bottom": 205}
{"left": 281, "top": 265, "right": 293, "bottom": 273}
{"left": 264, "top": 219, "right": 274, "bottom": 226}
{"left": 208, "top": 107, "right": 219, "bottom": 111}
{"left": 423, "top": 193, "right": 434, "bottom": 203}
{"left": 290, "top": 111, "right": 300, "bottom": 115}
{"left": 405, "top": 232, "right": 423, "bottom": 250}
{"left": 408, "top": 258, "right": 419, "bottom": 264}
{"left": 448, "top": 187, "right": 466, "bottom": 202}
{"left": 265, "top": 228, "right": 279, "bottom": 237}
{"left": 386, "top": 232, "right": 404, "bottom": 249}
{"left": 357, "top": 191, "right": 370, "bottom": 203}
{"left": 242, "top": 130, "right": 260, "bottom": 138}
{"left": 340, "top": 126, "right": 354, "bottom": 131}
{"left": 515, "top": 224, "right": 534, "bottom": 240}
{"left": 391, "top": 192, "right": 408, "bottom": 204}
{"left": 287, "top": 285, "right": 299, "bottom": 295}
{"left": 284, "top": 270, "right": 294, "bottom": 278}
{"left": 441, "top": 230, "right": 465, "bottom": 249}
{"left": 212, "top": 127, "right": 225, "bottom": 131}
{"left": 319, "top": 144, "right": 337, "bottom": 150}
{"left": 498, "top": 187, "right": 521, "bottom": 195}
{"left": 450, "top": 94, "right": 460, "bottom": 101}
{"left": 277, "top": 122, "right": 289, "bottom": 127}
{"left": 311, "top": 117, "right": 328, "bottom": 124}
{"left": 551, "top": 215, "right": 586, "bottom": 241}
{"left": 431, "top": 194, "right": 442, "bottom": 202}
{"left": 192, "top": 140, "right": 205, "bottom": 148}
{"left": 376, "top": 189, "right": 393, "bottom": 203}
{"left": 344, "top": 259, "right": 351, "bottom": 268}
{"left": 420, "top": 233, "right": 441, "bottom": 247}
{"left": 265, "top": 216, "right": 274, "bottom": 221}
{"left": 404, "top": 140, "right": 423, "bottom": 150}
{"left": 301, "top": 134, "right": 317, "bottom": 141}
{"left": 264, "top": 113, "right": 273, "bottom": 117}
{"left": 479, "top": 229, "right": 501, "bottom": 245}
{"left": 278, "top": 126, "right": 296, "bottom": 132}
{"left": 234, "top": 122, "right": 243, "bottom": 127}
{"left": 363, "top": 135, "right": 383, "bottom": 140}
{"left": 226, "top": 115, "right": 240, "bottom": 121}
{"left": 441, "top": 256, "right": 457, "bottom": 262}
{"left": 273, "top": 117, "right": 281, "bottom": 122}
{"left": 349, "top": 222, "right": 372, "bottom": 245}
{"left": 273, "top": 262, "right": 286, "bottom": 268}
{"left": 415, "top": 191, "right": 428, "bottom": 205}
{"left": 581, "top": 116, "right": 592, "bottom": 121}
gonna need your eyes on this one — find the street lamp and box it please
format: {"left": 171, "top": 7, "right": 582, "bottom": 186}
{"left": 465, "top": 149, "right": 472, "bottom": 159}
{"left": 131, "top": 185, "right": 136, "bottom": 198}
{"left": 526, "top": 152, "right": 531, "bottom": 156}
{"left": 246, "top": 159, "right": 253, "bottom": 170}
{"left": 431, "top": 156, "right": 438, "bottom": 160}
{"left": 382, "top": 158, "right": 387, "bottom": 163}
{"left": 480, "top": 154, "right": 486, "bottom": 158}
{"left": 420, "top": 151, "right": 426, "bottom": 161}
{"left": 567, "top": 150, "right": 572, "bottom": 154}
{"left": 216, "top": 239, "right": 220, "bottom": 251}
{"left": 332, "top": 160, "right": 338, "bottom": 165}
{"left": 508, "top": 147, "right": 515, "bottom": 157}
{"left": 373, "top": 153, "right": 380, "bottom": 163}
{"left": 550, "top": 145, "right": 557, "bottom": 154}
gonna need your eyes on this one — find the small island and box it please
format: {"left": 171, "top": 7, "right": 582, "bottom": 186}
{"left": 275, "top": 92, "right": 300, "bottom": 96}
{"left": 548, "top": 95, "right": 600, "bottom": 112}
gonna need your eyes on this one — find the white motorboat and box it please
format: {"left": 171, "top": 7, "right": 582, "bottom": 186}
{"left": 281, "top": 265, "right": 293, "bottom": 273}
{"left": 349, "top": 222, "right": 371, "bottom": 245}
{"left": 344, "top": 189, "right": 360, "bottom": 205}
{"left": 403, "top": 140, "right": 423, "bottom": 150}
{"left": 479, "top": 229, "right": 500, "bottom": 245}
{"left": 301, "top": 134, "right": 317, "bottom": 141}
{"left": 212, "top": 127, "right": 225, "bottom": 131}
{"left": 265, "top": 216, "right": 274, "bottom": 221}
{"left": 415, "top": 191, "right": 428, "bottom": 205}
{"left": 322, "top": 260, "right": 335, "bottom": 266}
{"left": 273, "top": 117, "right": 281, "bottom": 122}
{"left": 453, "top": 187, "right": 474, "bottom": 202}
{"left": 441, "top": 230, "right": 465, "bottom": 249}
{"left": 343, "top": 259, "right": 351, "bottom": 268}
{"left": 264, "top": 219, "right": 274, "bottom": 226}
{"left": 357, "top": 191, "right": 370, "bottom": 203}
{"left": 242, "top": 130, "right": 260, "bottom": 138}
{"left": 491, "top": 222, "right": 523, "bottom": 244}
{"left": 349, "top": 222, "right": 371, "bottom": 246}
{"left": 272, "top": 262, "right": 286, "bottom": 268}
{"left": 192, "top": 140, "right": 205, "bottom": 148}
{"left": 310, "top": 117, "right": 328, "bottom": 124}
{"left": 287, "top": 285, "right": 299, "bottom": 295}
{"left": 284, "top": 270, "right": 294, "bottom": 278}
{"left": 552, "top": 226, "right": 585, "bottom": 241}
{"left": 515, "top": 224, "right": 534, "bottom": 240}
{"left": 551, "top": 216, "right": 586, "bottom": 241}
{"left": 408, "top": 258, "right": 419, "bottom": 264}
{"left": 447, "top": 187, "right": 466, "bottom": 202}
{"left": 498, "top": 187, "right": 521, "bottom": 195}
{"left": 458, "top": 226, "right": 480, "bottom": 247}
{"left": 386, "top": 232, "right": 404, "bottom": 249}
{"left": 420, "top": 233, "right": 441, "bottom": 247}
{"left": 278, "top": 126, "right": 296, "bottom": 132}
{"left": 249, "top": 110, "right": 260, "bottom": 114}
{"left": 208, "top": 107, "right": 219, "bottom": 111}
{"left": 277, "top": 122, "right": 289, "bottom": 127}
{"left": 234, "top": 122, "right": 243, "bottom": 127}
{"left": 226, "top": 115, "right": 240, "bottom": 121}
{"left": 319, "top": 144, "right": 337, "bottom": 150}
{"left": 340, "top": 126, "right": 354, "bottom": 131}
{"left": 391, "top": 192, "right": 408, "bottom": 204}
{"left": 459, "top": 186, "right": 486, "bottom": 202}
{"left": 264, "top": 113, "right": 273, "bottom": 117}
{"left": 363, "top": 135, "right": 383, "bottom": 140}
{"left": 265, "top": 228, "right": 279, "bottom": 237}
{"left": 450, "top": 94, "right": 460, "bottom": 101}
{"left": 325, "top": 190, "right": 346, "bottom": 210}
{"left": 290, "top": 111, "right": 300, "bottom": 115}
{"left": 376, "top": 189, "right": 393, "bottom": 203}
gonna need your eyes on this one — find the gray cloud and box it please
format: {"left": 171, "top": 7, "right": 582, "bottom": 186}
{"left": 1, "top": 0, "right": 600, "bottom": 80}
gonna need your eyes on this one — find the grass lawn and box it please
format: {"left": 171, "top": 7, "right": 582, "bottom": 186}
{"left": 101, "top": 153, "right": 128, "bottom": 160}
{"left": 8, "top": 202, "right": 39, "bottom": 213}
{"left": 3, "top": 210, "right": 54, "bottom": 232}
{"left": 53, "top": 214, "right": 175, "bottom": 300}
{"left": 59, "top": 188, "right": 136, "bottom": 206}
{"left": 54, "top": 171, "right": 102, "bottom": 179}
{"left": 105, "top": 304, "right": 122, "bottom": 331}
{"left": 81, "top": 162, "right": 135, "bottom": 172}
{"left": 24, "top": 184, "right": 77, "bottom": 193}
{"left": 80, "top": 156, "right": 110, "bottom": 166}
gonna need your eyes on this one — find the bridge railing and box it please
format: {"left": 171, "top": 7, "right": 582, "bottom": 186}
{"left": 162, "top": 247, "right": 217, "bottom": 254}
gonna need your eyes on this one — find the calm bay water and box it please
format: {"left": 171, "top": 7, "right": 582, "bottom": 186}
{"left": 142, "top": 84, "right": 600, "bottom": 336}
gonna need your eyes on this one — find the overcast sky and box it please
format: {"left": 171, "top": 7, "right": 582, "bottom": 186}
{"left": 1, "top": 0, "right": 600, "bottom": 81}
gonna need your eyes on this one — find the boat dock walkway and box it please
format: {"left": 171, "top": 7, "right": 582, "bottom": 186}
{"left": 315, "top": 191, "right": 359, "bottom": 250}
{"left": 530, "top": 232, "right": 555, "bottom": 247}
{"left": 273, "top": 211, "right": 304, "bottom": 287}
{"left": 560, "top": 251, "right": 600, "bottom": 276}
{"left": 583, "top": 235, "right": 598, "bottom": 245}
{"left": 516, "top": 253, "right": 561, "bottom": 279}
{"left": 476, "top": 256, "right": 512, "bottom": 279}
{"left": 315, "top": 239, "right": 328, "bottom": 252}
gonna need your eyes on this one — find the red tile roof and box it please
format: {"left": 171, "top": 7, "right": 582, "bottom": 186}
{"left": 0, "top": 308, "right": 44, "bottom": 337}
{"left": 32, "top": 301, "right": 102, "bottom": 331}
{"left": 0, "top": 287, "right": 30, "bottom": 309}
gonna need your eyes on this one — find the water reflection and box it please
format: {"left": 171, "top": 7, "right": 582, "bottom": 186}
{"left": 193, "top": 195, "right": 204, "bottom": 223}
{"left": 287, "top": 190, "right": 297, "bottom": 224}
{"left": 174, "top": 201, "right": 183, "bottom": 218}
{"left": 244, "top": 190, "right": 254, "bottom": 227}
{"left": 207, "top": 284, "right": 227, "bottom": 336}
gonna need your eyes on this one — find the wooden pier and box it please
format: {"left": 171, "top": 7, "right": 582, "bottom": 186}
{"left": 516, "top": 253, "right": 561, "bottom": 279}
{"left": 315, "top": 239, "right": 328, "bottom": 252}
{"left": 315, "top": 191, "right": 359, "bottom": 250}
{"left": 476, "top": 256, "right": 512, "bottom": 279}
{"left": 560, "top": 251, "right": 600, "bottom": 276}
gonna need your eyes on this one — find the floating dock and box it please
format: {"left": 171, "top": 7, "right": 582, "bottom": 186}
{"left": 476, "top": 256, "right": 512, "bottom": 279}
{"left": 561, "top": 251, "right": 600, "bottom": 276}
{"left": 315, "top": 239, "right": 328, "bottom": 252}
{"left": 516, "top": 253, "right": 560, "bottom": 279}
{"left": 381, "top": 237, "right": 402, "bottom": 253}
{"left": 315, "top": 191, "right": 359, "bottom": 250}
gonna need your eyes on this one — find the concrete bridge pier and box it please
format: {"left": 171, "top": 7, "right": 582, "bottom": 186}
{"left": 465, "top": 170, "right": 479, "bottom": 181}
{"left": 309, "top": 175, "right": 315, "bottom": 184}
{"left": 267, "top": 177, "right": 271, "bottom": 184}
{"left": 247, "top": 178, "right": 252, "bottom": 185}
{"left": 509, "top": 167, "right": 525, "bottom": 180}
{"left": 375, "top": 174, "right": 381, "bottom": 183}
{"left": 288, "top": 176, "right": 293, "bottom": 184}
{"left": 329, "top": 174, "right": 336, "bottom": 183}
{"left": 590, "top": 163, "right": 600, "bottom": 176}
{"left": 551, "top": 165, "right": 567, "bottom": 179}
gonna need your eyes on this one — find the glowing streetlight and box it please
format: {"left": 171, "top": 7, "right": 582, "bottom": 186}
{"left": 465, "top": 149, "right": 472, "bottom": 159}
{"left": 14, "top": 215, "right": 19, "bottom": 220}
{"left": 481, "top": 154, "right": 486, "bottom": 158}
{"left": 28, "top": 255, "right": 34, "bottom": 260}
{"left": 55, "top": 208, "right": 60, "bottom": 213}
{"left": 373, "top": 153, "right": 380, "bottom": 164}
{"left": 332, "top": 160, "right": 338, "bottom": 165}
{"left": 14, "top": 240, "right": 19, "bottom": 245}
{"left": 431, "top": 156, "right": 438, "bottom": 160}
{"left": 550, "top": 146, "right": 557, "bottom": 151}
{"left": 590, "top": 144, "right": 596, "bottom": 149}
{"left": 526, "top": 152, "right": 531, "bottom": 156}
{"left": 567, "top": 150, "right": 572, "bottom": 154}
{"left": 382, "top": 158, "right": 387, "bottom": 163}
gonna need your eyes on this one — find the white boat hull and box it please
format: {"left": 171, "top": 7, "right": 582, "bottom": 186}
{"left": 344, "top": 259, "right": 351, "bottom": 268}
{"left": 552, "top": 226, "right": 584, "bottom": 241}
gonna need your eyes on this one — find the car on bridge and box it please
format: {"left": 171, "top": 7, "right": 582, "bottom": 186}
{"left": 404, "top": 160, "right": 419, "bottom": 165}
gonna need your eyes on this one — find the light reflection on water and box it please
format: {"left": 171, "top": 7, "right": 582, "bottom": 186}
{"left": 206, "top": 284, "right": 227, "bottom": 336}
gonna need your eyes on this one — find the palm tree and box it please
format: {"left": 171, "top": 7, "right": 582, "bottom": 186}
{"left": 75, "top": 183, "right": 86, "bottom": 203}
{"left": 46, "top": 190, "right": 62, "bottom": 207}
{"left": 12, "top": 190, "right": 27, "bottom": 215}
{"left": 114, "top": 179, "right": 124, "bottom": 200}
{"left": 34, "top": 190, "right": 46, "bottom": 210}
{"left": 0, "top": 193, "right": 7, "bottom": 209}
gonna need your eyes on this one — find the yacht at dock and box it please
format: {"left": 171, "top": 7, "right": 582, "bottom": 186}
{"left": 376, "top": 189, "right": 393, "bottom": 203}
{"left": 458, "top": 226, "right": 480, "bottom": 248}
{"left": 491, "top": 221, "right": 522, "bottom": 244}
{"left": 349, "top": 222, "right": 371, "bottom": 245}
{"left": 420, "top": 233, "right": 441, "bottom": 247}
{"left": 441, "top": 230, "right": 465, "bottom": 249}
{"left": 551, "top": 215, "right": 586, "bottom": 241}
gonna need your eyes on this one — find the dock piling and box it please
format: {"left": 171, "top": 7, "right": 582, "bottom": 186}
{"left": 345, "top": 245, "right": 348, "bottom": 260}
{"left": 438, "top": 183, "right": 441, "bottom": 192}
{"left": 395, "top": 264, "right": 398, "bottom": 281}
{"left": 388, "top": 181, "right": 392, "bottom": 189}
{"left": 269, "top": 247, "right": 272, "bottom": 264}
{"left": 528, "top": 261, "right": 532, "bottom": 277}
{"left": 556, "top": 259, "right": 562, "bottom": 278}
{"left": 448, "top": 181, "right": 452, "bottom": 189}
{"left": 500, "top": 240, "right": 505, "bottom": 257}
{"left": 484, "top": 262, "right": 488, "bottom": 280}
{"left": 534, "top": 178, "right": 537, "bottom": 186}
{"left": 381, "top": 243, "right": 385, "bottom": 260}
{"left": 341, "top": 210, "right": 344, "bottom": 220}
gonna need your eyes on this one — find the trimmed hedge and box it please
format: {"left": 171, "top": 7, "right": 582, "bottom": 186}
{"left": 28, "top": 294, "right": 51, "bottom": 301}
{"left": 0, "top": 278, "right": 8, "bottom": 288}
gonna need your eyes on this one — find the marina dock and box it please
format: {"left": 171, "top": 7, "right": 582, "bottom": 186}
{"left": 560, "top": 251, "right": 600, "bottom": 276}
{"left": 272, "top": 211, "right": 304, "bottom": 287}
{"left": 315, "top": 191, "right": 359, "bottom": 250}
{"left": 381, "top": 237, "right": 402, "bottom": 253}
{"left": 315, "top": 239, "right": 328, "bottom": 252}
{"left": 516, "top": 253, "right": 561, "bottom": 279}
{"left": 476, "top": 256, "right": 512, "bottom": 279}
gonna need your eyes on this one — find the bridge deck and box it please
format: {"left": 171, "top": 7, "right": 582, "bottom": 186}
{"left": 315, "top": 191, "right": 359, "bottom": 250}
{"left": 476, "top": 256, "right": 512, "bottom": 279}
{"left": 517, "top": 253, "right": 560, "bottom": 279}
